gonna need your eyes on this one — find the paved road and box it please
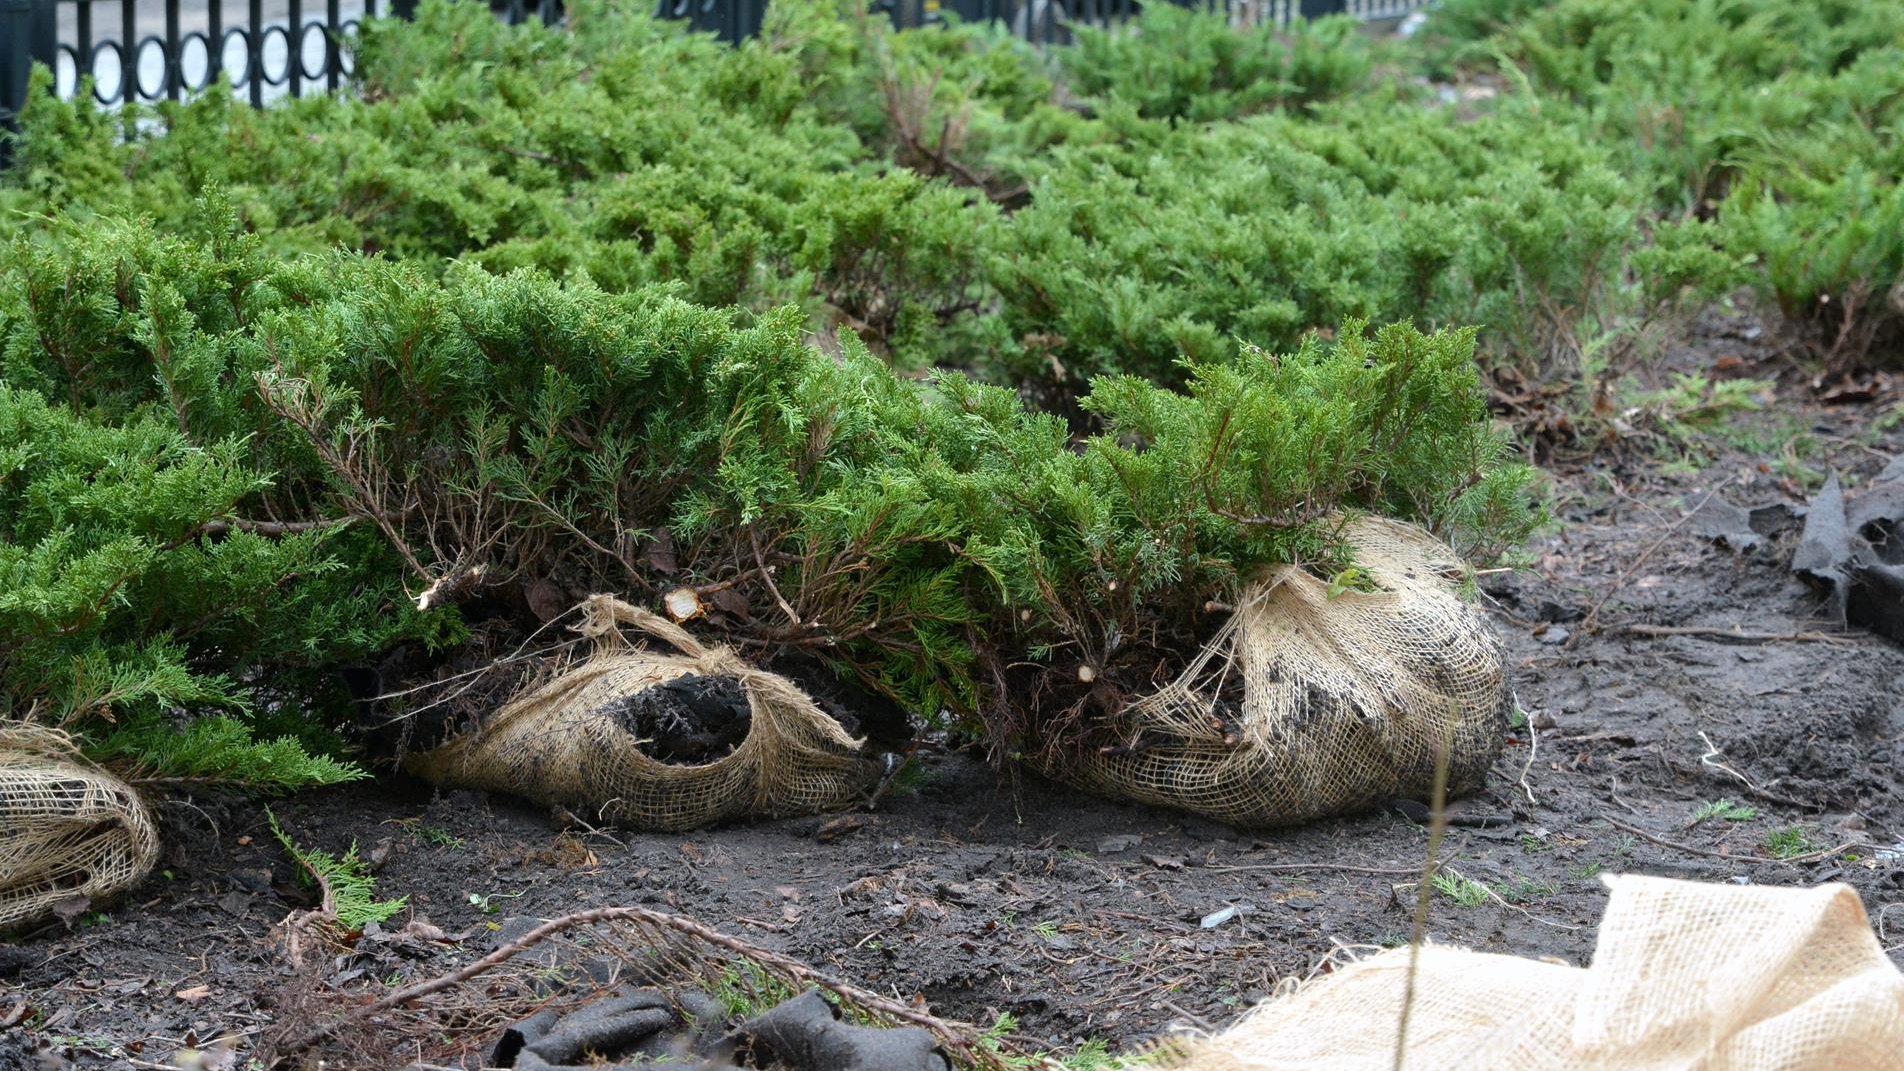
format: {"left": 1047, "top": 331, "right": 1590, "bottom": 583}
{"left": 51, "top": 1, "right": 379, "bottom": 104}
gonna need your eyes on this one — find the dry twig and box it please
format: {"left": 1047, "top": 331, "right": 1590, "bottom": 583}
{"left": 1199, "top": 862, "right": 1424, "bottom": 877}
{"left": 1601, "top": 814, "right": 1863, "bottom": 866}
{"left": 1578, "top": 478, "right": 1732, "bottom": 637}
{"left": 1620, "top": 623, "right": 1860, "bottom": 645}
{"left": 1393, "top": 717, "right": 1456, "bottom": 1071}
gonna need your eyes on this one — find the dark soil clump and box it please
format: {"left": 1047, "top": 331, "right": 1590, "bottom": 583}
{"left": 602, "top": 674, "right": 752, "bottom": 765}
{"left": 771, "top": 657, "right": 914, "bottom": 747}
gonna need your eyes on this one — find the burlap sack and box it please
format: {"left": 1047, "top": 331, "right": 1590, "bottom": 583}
{"left": 0, "top": 722, "right": 159, "bottom": 933}
{"left": 408, "top": 596, "right": 883, "bottom": 831}
{"left": 1166, "top": 874, "right": 1904, "bottom": 1070}
{"left": 1051, "top": 517, "right": 1510, "bottom": 827}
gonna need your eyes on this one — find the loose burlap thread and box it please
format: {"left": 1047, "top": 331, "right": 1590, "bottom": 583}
{"left": 1164, "top": 874, "right": 1904, "bottom": 1070}
{"left": 0, "top": 722, "right": 159, "bottom": 933}
{"left": 1053, "top": 517, "right": 1511, "bottom": 827}
{"left": 409, "top": 596, "right": 881, "bottom": 831}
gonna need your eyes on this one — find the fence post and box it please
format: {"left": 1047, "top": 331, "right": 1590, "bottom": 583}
{"left": 1, "top": 0, "right": 54, "bottom": 169}
{"left": 390, "top": 0, "right": 419, "bottom": 18}
{"left": 0, "top": 0, "right": 24, "bottom": 168}
{"left": 890, "top": 0, "right": 928, "bottom": 30}
{"left": 1297, "top": 0, "right": 1347, "bottom": 17}
{"left": 29, "top": 0, "right": 56, "bottom": 78}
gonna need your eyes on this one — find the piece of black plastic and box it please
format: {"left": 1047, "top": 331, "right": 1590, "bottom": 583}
{"left": 493, "top": 987, "right": 949, "bottom": 1071}
{"left": 722, "top": 990, "right": 950, "bottom": 1071}
{"left": 1795, "top": 460, "right": 1904, "bottom": 641}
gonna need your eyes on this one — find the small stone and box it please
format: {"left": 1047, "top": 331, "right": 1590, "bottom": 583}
{"left": 1200, "top": 905, "right": 1240, "bottom": 929}
{"left": 227, "top": 867, "right": 273, "bottom": 894}
{"left": 1389, "top": 798, "right": 1431, "bottom": 822}
{"left": 1444, "top": 798, "right": 1515, "bottom": 828}
{"left": 1096, "top": 834, "right": 1142, "bottom": 854}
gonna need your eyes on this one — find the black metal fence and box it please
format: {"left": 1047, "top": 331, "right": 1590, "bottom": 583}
{"left": 2, "top": 0, "right": 1434, "bottom": 163}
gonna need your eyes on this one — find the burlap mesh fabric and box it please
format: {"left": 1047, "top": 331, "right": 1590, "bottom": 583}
{"left": 409, "top": 596, "right": 882, "bottom": 831}
{"left": 1164, "top": 875, "right": 1904, "bottom": 1071}
{"left": 1051, "top": 517, "right": 1510, "bottom": 827}
{"left": 0, "top": 722, "right": 159, "bottom": 933}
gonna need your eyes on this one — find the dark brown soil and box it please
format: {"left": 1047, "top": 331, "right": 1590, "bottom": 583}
{"left": 4, "top": 310, "right": 1903, "bottom": 1070}
{"left": 603, "top": 674, "right": 754, "bottom": 765}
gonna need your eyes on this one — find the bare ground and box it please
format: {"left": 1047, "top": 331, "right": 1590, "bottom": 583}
{"left": 3, "top": 308, "right": 1902, "bottom": 1069}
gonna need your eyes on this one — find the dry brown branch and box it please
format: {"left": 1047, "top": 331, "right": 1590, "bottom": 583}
{"left": 274, "top": 860, "right": 338, "bottom": 971}
{"left": 876, "top": 54, "right": 1024, "bottom": 206}
{"left": 1601, "top": 814, "right": 1864, "bottom": 866}
{"left": 1393, "top": 718, "right": 1456, "bottom": 1071}
{"left": 1620, "top": 623, "right": 1862, "bottom": 645}
{"left": 1578, "top": 478, "right": 1732, "bottom": 637}
{"left": 253, "top": 369, "right": 432, "bottom": 582}
{"left": 1199, "top": 862, "right": 1425, "bottom": 877}
{"left": 750, "top": 526, "right": 804, "bottom": 628}
{"left": 194, "top": 516, "right": 356, "bottom": 539}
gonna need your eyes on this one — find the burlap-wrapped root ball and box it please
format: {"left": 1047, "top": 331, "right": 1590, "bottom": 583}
{"left": 0, "top": 723, "right": 159, "bottom": 933}
{"left": 1159, "top": 877, "right": 1904, "bottom": 1071}
{"left": 409, "top": 596, "right": 885, "bottom": 831}
{"left": 1049, "top": 517, "right": 1511, "bottom": 827}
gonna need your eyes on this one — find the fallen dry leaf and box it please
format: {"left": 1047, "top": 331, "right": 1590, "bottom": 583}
{"left": 816, "top": 815, "right": 863, "bottom": 843}
{"left": 525, "top": 577, "right": 569, "bottom": 623}
{"left": 401, "top": 918, "right": 451, "bottom": 943}
{"left": 644, "top": 528, "right": 680, "bottom": 575}
{"left": 708, "top": 586, "right": 752, "bottom": 619}
{"left": 174, "top": 984, "right": 212, "bottom": 1004}
{"left": 50, "top": 894, "right": 90, "bottom": 928}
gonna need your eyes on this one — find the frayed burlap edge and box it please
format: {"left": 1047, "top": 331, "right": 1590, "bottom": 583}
{"left": 408, "top": 596, "right": 881, "bottom": 832}
{"left": 1, "top": 721, "right": 160, "bottom": 933}
{"left": 1045, "top": 517, "right": 1510, "bottom": 828}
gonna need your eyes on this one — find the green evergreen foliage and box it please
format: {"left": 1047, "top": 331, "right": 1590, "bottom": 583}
{"left": 0, "top": 208, "right": 450, "bottom": 784}
{"left": 5, "top": 0, "right": 1749, "bottom": 386}
{"left": 88, "top": 716, "right": 369, "bottom": 791}
{"left": 1059, "top": 8, "right": 1375, "bottom": 122}
{"left": 267, "top": 807, "right": 407, "bottom": 928}
{"left": 0, "top": 0, "right": 1600, "bottom": 781}
{"left": 1430, "top": 0, "right": 1904, "bottom": 360}
{"left": 18, "top": 0, "right": 1880, "bottom": 384}
{"left": 989, "top": 92, "right": 1645, "bottom": 387}
{"left": 1, "top": 211, "right": 1535, "bottom": 757}
{"left": 2, "top": 1, "right": 999, "bottom": 369}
